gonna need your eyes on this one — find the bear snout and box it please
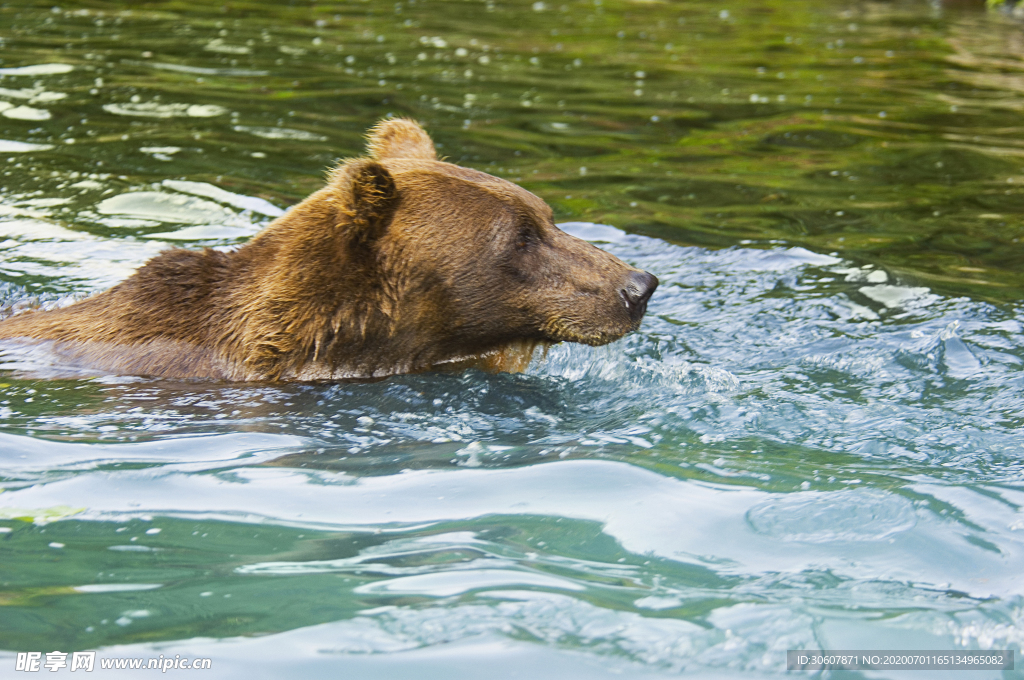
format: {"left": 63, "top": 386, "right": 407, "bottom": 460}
{"left": 620, "top": 271, "right": 659, "bottom": 323}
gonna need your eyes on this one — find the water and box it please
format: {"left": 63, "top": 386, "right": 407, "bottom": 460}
{"left": 1, "top": 0, "right": 1024, "bottom": 677}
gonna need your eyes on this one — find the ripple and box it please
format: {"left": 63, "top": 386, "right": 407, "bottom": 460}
{"left": 102, "top": 102, "right": 228, "bottom": 118}
{"left": 354, "top": 569, "right": 585, "bottom": 596}
{"left": 204, "top": 39, "right": 251, "bottom": 55}
{"left": 73, "top": 583, "right": 162, "bottom": 593}
{"left": 0, "top": 139, "right": 54, "bottom": 153}
{"left": 859, "top": 284, "right": 939, "bottom": 309}
{"left": 2, "top": 105, "right": 50, "bottom": 121}
{"left": 746, "top": 489, "right": 917, "bottom": 543}
{"left": 0, "top": 63, "right": 74, "bottom": 76}
{"left": 144, "top": 62, "right": 269, "bottom": 77}
{"left": 233, "top": 125, "right": 328, "bottom": 141}
{"left": 95, "top": 191, "right": 256, "bottom": 231}
{"left": 162, "top": 180, "right": 284, "bottom": 217}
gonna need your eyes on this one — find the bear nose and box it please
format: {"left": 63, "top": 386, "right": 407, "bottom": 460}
{"left": 620, "top": 271, "right": 658, "bottom": 322}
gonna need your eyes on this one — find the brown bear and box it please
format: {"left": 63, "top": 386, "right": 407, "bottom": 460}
{"left": 0, "top": 119, "right": 657, "bottom": 381}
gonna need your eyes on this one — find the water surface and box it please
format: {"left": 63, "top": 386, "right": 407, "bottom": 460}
{"left": 1, "top": 1, "right": 1023, "bottom": 678}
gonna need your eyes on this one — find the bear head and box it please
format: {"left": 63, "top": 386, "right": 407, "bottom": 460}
{"left": 244, "top": 118, "right": 658, "bottom": 379}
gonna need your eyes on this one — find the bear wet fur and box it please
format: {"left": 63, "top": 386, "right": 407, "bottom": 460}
{"left": 0, "top": 119, "right": 658, "bottom": 381}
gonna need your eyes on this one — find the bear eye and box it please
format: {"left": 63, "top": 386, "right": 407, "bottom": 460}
{"left": 514, "top": 222, "right": 538, "bottom": 252}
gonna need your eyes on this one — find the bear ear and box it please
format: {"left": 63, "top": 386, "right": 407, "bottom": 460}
{"left": 366, "top": 117, "right": 437, "bottom": 161}
{"left": 349, "top": 159, "right": 398, "bottom": 244}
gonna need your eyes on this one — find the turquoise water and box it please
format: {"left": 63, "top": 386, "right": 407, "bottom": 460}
{"left": 1, "top": 0, "right": 1024, "bottom": 678}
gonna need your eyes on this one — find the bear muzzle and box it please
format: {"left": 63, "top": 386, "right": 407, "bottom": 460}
{"left": 620, "top": 270, "right": 658, "bottom": 324}
{"left": 537, "top": 267, "right": 659, "bottom": 347}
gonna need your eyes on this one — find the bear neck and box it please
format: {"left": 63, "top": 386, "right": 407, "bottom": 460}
{"left": 223, "top": 190, "right": 389, "bottom": 379}
{"left": 229, "top": 189, "right": 465, "bottom": 380}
